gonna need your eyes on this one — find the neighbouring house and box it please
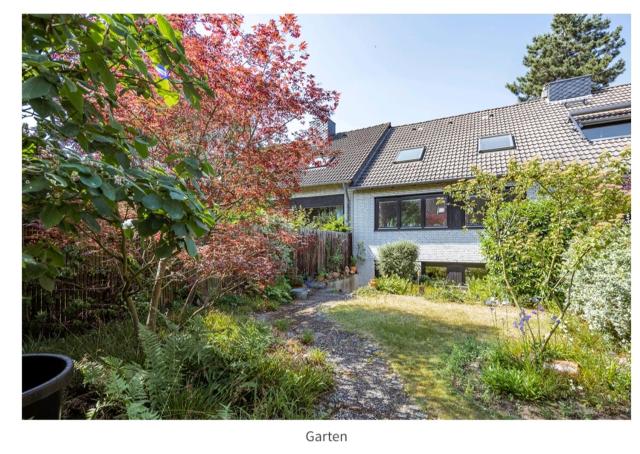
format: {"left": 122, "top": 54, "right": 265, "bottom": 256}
{"left": 290, "top": 121, "right": 390, "bottom": 224}
{"left": 292, "top": 76, "right": 631, "bottom": 286}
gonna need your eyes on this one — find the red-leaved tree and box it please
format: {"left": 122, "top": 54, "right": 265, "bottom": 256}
{"left": 116, "top": 14, "right": 340, "bottom": 309}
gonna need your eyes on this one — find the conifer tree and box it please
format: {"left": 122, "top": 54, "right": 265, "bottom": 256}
{"left": 507, "top": 14, "right": 625, "bottom": 101}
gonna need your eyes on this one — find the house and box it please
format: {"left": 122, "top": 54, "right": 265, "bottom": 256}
{"left": 292, "top": 76, "right": 631, "bottom": 286}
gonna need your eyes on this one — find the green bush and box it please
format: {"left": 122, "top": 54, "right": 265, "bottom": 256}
{"left": 570, "top": 224, "right": 630, "bottom": 346}
{"left": 374, "top": 276, "right": 418, "bottom": 295}
{"left": 377, "top": 241, "right": 418, "bottom": 280}
{"left": 78, "top": 312, "right": 333, "bottom": 419}
{"left": 262, "top": 277, "right": 293, "bottom": 305}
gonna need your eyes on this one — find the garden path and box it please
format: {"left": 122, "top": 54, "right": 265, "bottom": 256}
{"left": 256, "top": 289, "right": 426, "bottom": 419}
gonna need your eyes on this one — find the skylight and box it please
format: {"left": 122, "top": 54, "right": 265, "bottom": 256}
{"left": 394, "top": 147, "right": 425, "bottom": 163}
{"left": 478, "top": 134, "right": 515, "bottom": 152}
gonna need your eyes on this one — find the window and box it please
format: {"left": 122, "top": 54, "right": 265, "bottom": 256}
{"left": 478, "top": 134, "right": 515, "bottom": 152}
{"left": 424, "top": 196, "right": 447, "bottom": 227}
{"left": 464, "top": 197, "right": 486, "bottom": 227}
{"left": 375, "top": 193, "right": 448, "bottom": 230}
{"left": 394, "top": 147, "right": 425, "bottom": 163}
{"left": 581, "top": 120, "right": 630, "bottom": 140}
{"left": 377, "top": 200, "right": 398, "bottom": 229}
{"left": 400, "top": 199, "right": 421, "bottom": 228}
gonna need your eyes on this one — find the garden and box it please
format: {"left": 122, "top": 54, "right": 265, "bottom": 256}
{"left": 22, "top": 13, "right": 345, "bottom": 419}
{"left": 326, "top": 152, "right": 631, "bottom": 419}
{"left": 22, "top": 13, "right": 631, "bottom": 421}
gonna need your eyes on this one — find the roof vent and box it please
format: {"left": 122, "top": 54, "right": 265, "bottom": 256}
{"left": 543, "top": 75, "right": 592, "bottom": 103}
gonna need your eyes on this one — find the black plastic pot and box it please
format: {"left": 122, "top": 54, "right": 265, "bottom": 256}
{"left": 22, "top": 353, "right": 74, "bottom": 420}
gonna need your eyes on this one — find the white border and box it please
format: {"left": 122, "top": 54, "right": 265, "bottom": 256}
{"left": 2, "top": 2, "right": 637, "bottom": 453}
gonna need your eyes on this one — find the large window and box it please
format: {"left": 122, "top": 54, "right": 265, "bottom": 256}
{"left": 375, "top": 193, "right": 447, "bottom": 230}
{"left": 581, "top": 120, "right": 630, "bottom": 140}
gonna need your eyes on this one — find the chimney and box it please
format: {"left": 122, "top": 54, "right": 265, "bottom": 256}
{"left": 311, "top": 118, "right": 336, "bottom": 140}
{"left": 542, "top": 75, "right": 592, "bottom": 103}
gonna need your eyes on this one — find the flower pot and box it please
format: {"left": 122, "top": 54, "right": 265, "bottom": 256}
{"left": 22, "top": 353, "right": 74, "bottom": 420}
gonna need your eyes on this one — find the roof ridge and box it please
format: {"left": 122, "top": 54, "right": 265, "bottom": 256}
{"left": 335, "top": 122, "right": 390, "bottom": 135}
{"left": 385, "top": 83, "right": 630, "bottom": 131}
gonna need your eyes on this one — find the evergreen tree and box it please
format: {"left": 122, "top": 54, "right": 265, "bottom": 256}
{"left": 507, "top": 14, "right": 625, "bottom": 101}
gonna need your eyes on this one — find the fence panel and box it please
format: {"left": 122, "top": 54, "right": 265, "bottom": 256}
{"left": 292, "top": 228, "right": 352, "bottom": 278}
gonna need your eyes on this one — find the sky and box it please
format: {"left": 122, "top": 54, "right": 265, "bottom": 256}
{"left": 245, "top": 14, "right": 631, "bottom": 132}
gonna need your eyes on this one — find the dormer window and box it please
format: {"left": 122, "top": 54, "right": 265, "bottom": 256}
{"left": 581, "top": 120, "right": 631, "bottom": 141}
{"left": 478, "top": 134, "right": 515, "bottom": 152}
{"left": 394, "top": 147, "right": 425, "bottom": 163}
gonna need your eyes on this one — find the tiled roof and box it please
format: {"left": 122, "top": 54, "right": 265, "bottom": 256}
{"left": 300, "top": 122, "right": 390, "bottom": 187}
{"left": 354, "top": 84, "right": 631, "bottom": 188}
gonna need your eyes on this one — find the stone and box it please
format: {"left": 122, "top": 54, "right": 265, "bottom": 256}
{"left": 545, "top": 360, "right": 580, "bottom": 377}
{"left": 291, "top": 287, "right": 310, "bottom": 300}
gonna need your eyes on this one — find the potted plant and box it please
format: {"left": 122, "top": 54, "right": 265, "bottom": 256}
{"left": 23, "top": 353, "right": 74, "bottom": 419}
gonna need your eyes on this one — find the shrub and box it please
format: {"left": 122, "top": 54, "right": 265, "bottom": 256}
{"left": 78, "top": 312, "right": 333, "bottom": 419}
{"left": 377, "top": 241, "right": 418, "bottom": 280}
{"left": 570, "top": 224, "right": 630, "bottom": 345}
{"left": 263, "top": 277, "right": 293, "bottom": 305}
{"left": 374, "top": 276, "right": 418, "bottom": 295}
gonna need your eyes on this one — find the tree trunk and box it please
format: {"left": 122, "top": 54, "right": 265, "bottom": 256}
{"left": 146, "top": 258, "right": 167, "bottom": 331}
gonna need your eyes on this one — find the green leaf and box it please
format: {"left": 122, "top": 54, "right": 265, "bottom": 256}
{"left": 80, "top": 173, "right": 103, "bottom": 188}
{"left": 142, "top": 194, "right": 162, "bottom": 210}
{"left": 23, "top": 176, "right": 49, "bottom": 193}
{"left": 80, "top": 212, "right": 101, "bottom": 233}
{"left": 40, "top": 205, "right": 65, "bottom": 228}
{"left": 184, "top": 236, "right": 198, "bottom": 257}
{"left": 133, "top": 137, "right": 150, "bottom": 158}
{"left": 59, "top": 81, "right": 84, "bottom": 114}
{"left": 155, "top": 242, "right": 174, "bottom": 259}
{"left": 163, "top": 199, "right": 185, "bottom": 220}
{"left": 155, "top": 15, "right": 178, "bottom": 46}
{"left": 168, "top": 189, "right": 187, "bottom": 201}
{"left": 92, "top": 196, "right": 114, "bottom": 218}
{"left": 101, "top": 181, "right": 116, "bottom": 201}
{"left": 171, "top": 223, "right": 187, "bottom": 237}
{"left": 156, "top": 79, "right": 179, "bottom": 107}
{"left": 22, "top": 76, "right": 57, "bottom": 101}
{"left": 38, "top": 275, "right": 55, "bottom": 292}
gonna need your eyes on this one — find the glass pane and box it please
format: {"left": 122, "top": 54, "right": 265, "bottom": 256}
{"left": 378, "top": 201, "right": 398, "bottom": 229}
{"left": 395, "top": 147, "right": 424, "bottom": 162}
{"left": 400, "top": 199, "right": 421, "bottom": 228}
{"left": 465, "top": 197, "right": 486, "bottom": 226}
{"left": 422, "top": 266, "right": 447, "bottom": 282}
{"left": 425, "top": 197, "right": 447, "bottom": 227}
{"left": 582, "top": 121, "right": 630, "bottom": 140}
{"left": 478, "top": 134, "right": 514, "bottom": 152}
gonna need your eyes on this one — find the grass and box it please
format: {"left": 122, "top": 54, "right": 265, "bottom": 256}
{"left": 324, "top": 294, "right": 518, "bottom": 419}
{"left": 325, "top": 293, "right": 630, "bottom": 419}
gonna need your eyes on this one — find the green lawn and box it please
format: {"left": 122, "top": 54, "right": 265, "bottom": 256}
{"left": 324, "top": 294, "right": 519, "bottom": 419}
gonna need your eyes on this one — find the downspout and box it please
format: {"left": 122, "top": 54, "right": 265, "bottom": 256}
{"left": 342, "top": 182, "right": 351, "bottom": 227}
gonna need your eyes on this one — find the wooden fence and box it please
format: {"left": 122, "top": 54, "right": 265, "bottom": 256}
{"left": 291, "top": 228, "right": 352, "bottom": 278}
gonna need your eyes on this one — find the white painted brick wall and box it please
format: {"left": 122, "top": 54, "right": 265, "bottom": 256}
{"left": 352, "top": 185, "right": 485, "bottom": 286}
{"left": 292, "top": 184, "right": 343, "bottom": 198}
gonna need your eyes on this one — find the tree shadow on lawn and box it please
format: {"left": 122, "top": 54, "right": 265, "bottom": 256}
{"left": 325, "top": 301, "right": 516, "bottom": 419}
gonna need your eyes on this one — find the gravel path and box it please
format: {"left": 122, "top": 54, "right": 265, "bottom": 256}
{"left": 256, "top": 289, "right": 426, "bottom": 420}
